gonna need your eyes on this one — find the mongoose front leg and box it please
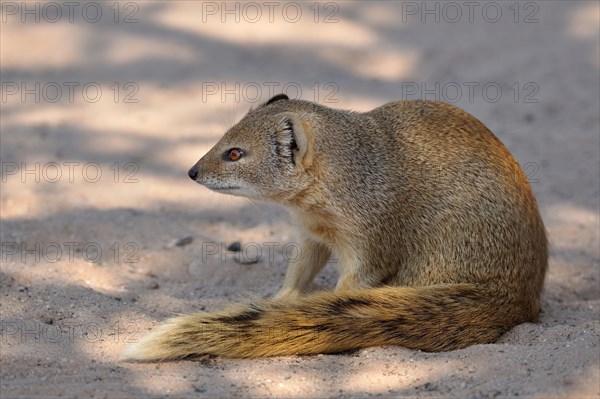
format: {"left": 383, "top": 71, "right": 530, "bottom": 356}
{"left": 274, "top": 237, "right": 331, "bottom": 301}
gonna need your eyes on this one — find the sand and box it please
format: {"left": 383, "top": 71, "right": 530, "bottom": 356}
{"left": 1, "top": 1, "right": 599, "bottom": 398}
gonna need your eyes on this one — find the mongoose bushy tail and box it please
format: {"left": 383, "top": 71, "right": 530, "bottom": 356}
{"left": 123, "top": 284, "right": 522, "bottom": 360}
{"left": 123, "top": 95, "right": 547, "bottom": 361}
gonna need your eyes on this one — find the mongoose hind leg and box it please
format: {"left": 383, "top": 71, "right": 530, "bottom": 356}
{"left": 335, "top": 248, "right": 391, "bottom": 291}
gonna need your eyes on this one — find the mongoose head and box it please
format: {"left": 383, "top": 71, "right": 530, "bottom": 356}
{"left": 188, "top": 94, "right": 315, "bottom": 202}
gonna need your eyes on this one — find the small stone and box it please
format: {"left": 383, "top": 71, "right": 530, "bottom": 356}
{"left": 192, "top": 384, "right": 206, "bottom": 393}
{"left": 227, "top": 241, "right": 242, "bottom": 252}
{"left": 234, "top": 254, "right": 260, "bottom": 264}
{"left": 422, "top": 382, "right": 437, "bottom": 391}
{"left": 170, "top": 236, "right": 193, "bottom": 247}
{"left": 146, "top": 281, "right": 159, "bottom": 290}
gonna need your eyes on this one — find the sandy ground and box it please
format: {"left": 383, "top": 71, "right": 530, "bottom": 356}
{"left": 1, "top": 1, "right": 599, "bottom": 398}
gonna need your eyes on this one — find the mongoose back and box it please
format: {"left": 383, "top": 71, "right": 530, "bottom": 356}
{"left": 123, "top": 94, "right": 548, "bottom": 360}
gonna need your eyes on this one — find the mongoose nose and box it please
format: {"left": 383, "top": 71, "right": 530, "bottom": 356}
{"left": 188, "top": 166, "right": 199, "bottom": 180}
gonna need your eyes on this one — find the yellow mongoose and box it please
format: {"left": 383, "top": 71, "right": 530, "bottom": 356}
{"left": 123, "top": 94, "right": 548, "bottom": 360}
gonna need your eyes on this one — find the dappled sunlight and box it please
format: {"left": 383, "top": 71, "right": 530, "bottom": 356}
{"left": 545, "top": 202, "right": 599, "bottom": 226}
{"left": 2, "top": 242, "right": 148, "bottom": 299}
{"left": 568, "top": 2, "right": 600, "bottom": 39}
{"left": 316, "top": 46, "right": 419, "bottom": 81}
{"left": 3, "top": 79, "right": 311, "bottom": 138}
{"left": 0, "top": 170, "right": 251, "bottom": 219}
{"left": 566, "top": 364, "right": 600, "bottom": 399}
{"left": 0, "top": 22, "right": 85, "bottom": 69}
{"left": 567, "top": 2, "right": 600, "bottom": 68}
{"left": 106, "top": 33, "right": 199, "bottom": 65}
{"left": 124, "top": 361, "right": 203, "bottom": 396}
{"left": 360, "top": 3, "right": 406, "bottom": 28}
{"left": 0, "top": 185, "right": 39, "bottom": 219}
{"left": 1, "top": 84, "right": 212, "bottom": 135}
{"left": 154, "top": 2, "right": 378, "bottom": 48}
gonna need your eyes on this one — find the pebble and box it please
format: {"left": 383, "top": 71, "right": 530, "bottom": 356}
{"left": 234, "top": 254, "right": 260, "bottom": 264}
{"left": 170, "top": 236, "right": 193, "bottom": 247}
{"left": 524, "top": 113, "right": 535, "bottom": 123}
{"left": 227, "top": 241, "right": 242, "bottom": 252}
{"left": 146, "top": 281, "right": 159, "bottom": 290}
{"left": 422, "top": 382, "right": 437, "bottom": 391}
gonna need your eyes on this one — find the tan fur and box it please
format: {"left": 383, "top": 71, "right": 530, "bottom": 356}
{"left": 122, "top": 95, "right": 548, "bottom": 361}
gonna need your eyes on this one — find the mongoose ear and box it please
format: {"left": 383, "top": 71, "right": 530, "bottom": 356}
{"left": 275, "top": 112, "right": 313, "bottom": 168}
{"left": 264, "top": 93, "right": 289, "bottom": 106}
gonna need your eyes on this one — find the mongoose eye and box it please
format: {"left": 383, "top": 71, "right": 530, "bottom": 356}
{"left": 224, "top": 148, "right": 244, "bottom": 162}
